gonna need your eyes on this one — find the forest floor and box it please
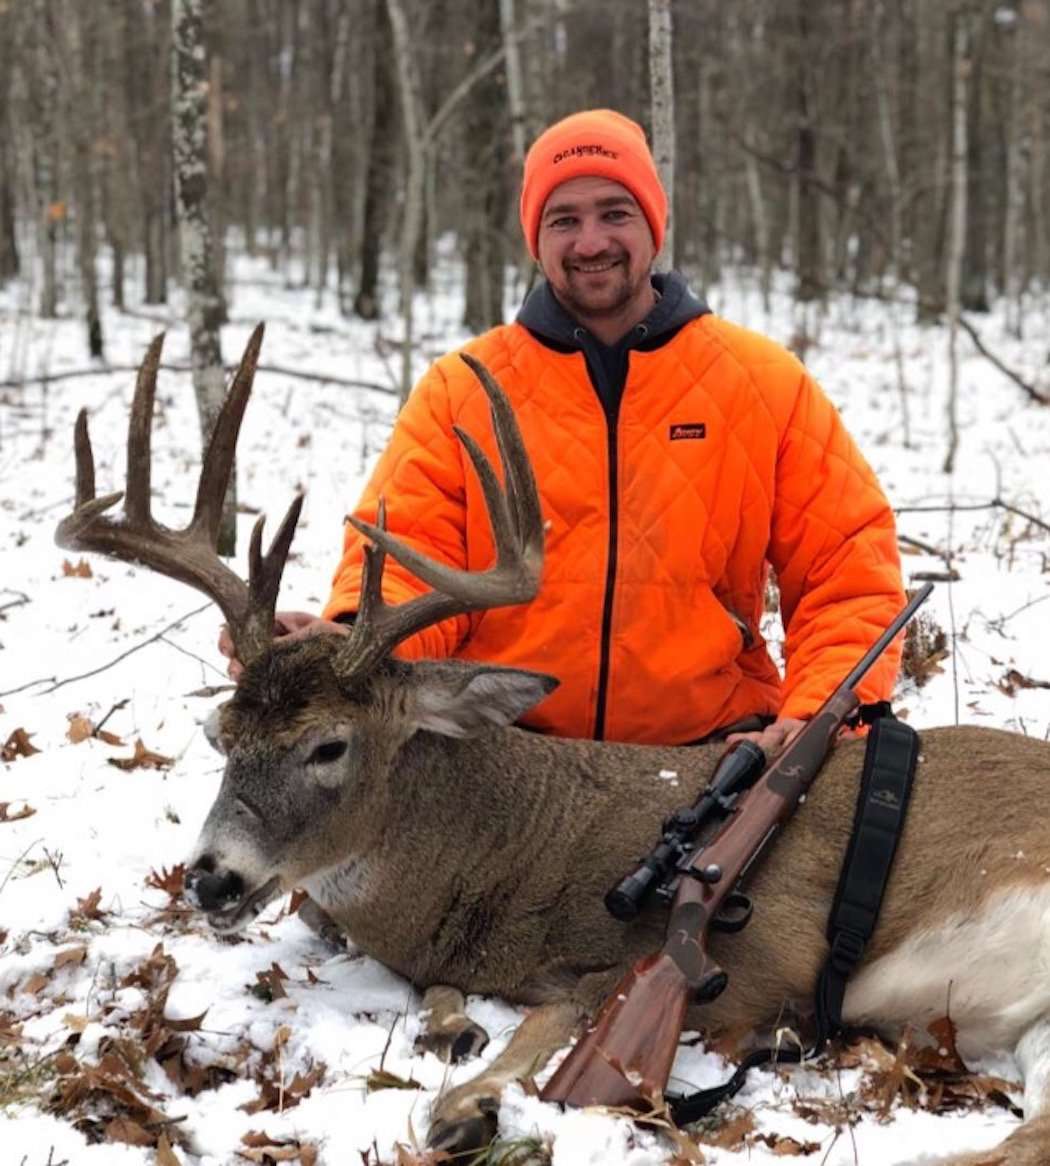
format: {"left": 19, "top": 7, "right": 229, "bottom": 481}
{"left": 1, "top": 254, "right": 1049, "bottom": 1165}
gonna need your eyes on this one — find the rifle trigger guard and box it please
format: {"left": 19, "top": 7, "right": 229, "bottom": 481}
{"left": 710, "top": 890, "right": 753, "bottom": 933}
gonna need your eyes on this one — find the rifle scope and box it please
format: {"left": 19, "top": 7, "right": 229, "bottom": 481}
{"left": 604, "top": 739, "right": 766, "bottom": 922}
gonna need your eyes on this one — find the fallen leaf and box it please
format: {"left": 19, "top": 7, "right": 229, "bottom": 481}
{"left": 156, "top": 1133, "right": 181, "bottom": 1165}
{"left": 146, "top": 865, "right": 186, "bottom": 899}
{"left": 0, "top": 801, "right": 36, "bottom": 823}
{"left": 105, "top": 1116, "right": 154, "bottom": 1146}
{"left": 22, "top": 972, "right": 50, "bottom": 995}
{"left": 54, "top": 946, "right": 89, "bottom": 969}
{"left": 63, "top": 1013, "right": 90, "bottom": 1033}
{"left": 62, "top": 557, "right": 93, "bottom": 578}
{"left": 2, "top": 728, "right": 40, "bottom": 762}
{"left": 108, "top": 738, "right": 174, "bottom": 771}
{"left": 71, "top": 886, "right": 107, "bottom": 924}
{"left": 67, "top": 714, "right": 95, "bottom": 743}
{"left": 997, "top": 668, "right": 1050, "bottom": 697}
{"left": 697, "top": 1109, "right": 755, "bottom": 1149}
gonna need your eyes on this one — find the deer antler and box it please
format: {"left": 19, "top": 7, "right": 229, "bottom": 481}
{"left": 54, "top": 324, "right": 303, "bottom": 668}
{"left": 335, "top": 352, "right": 545, "bottom": 680}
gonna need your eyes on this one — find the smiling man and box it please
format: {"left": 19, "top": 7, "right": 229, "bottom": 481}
{"left": 226, "top": 109, "right": 905, "bottom": 758}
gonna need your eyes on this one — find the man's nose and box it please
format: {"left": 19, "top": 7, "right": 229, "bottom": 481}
{"left": 573, "top": 217, "right": 611, "bottom": 256}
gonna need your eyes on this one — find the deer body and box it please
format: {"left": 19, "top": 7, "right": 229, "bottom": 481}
{"left": 57, "top": 331, "right": 1050, "bottom": 1163}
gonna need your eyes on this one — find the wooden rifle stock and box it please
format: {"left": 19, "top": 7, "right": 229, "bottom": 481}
{"left": 541, "top": 584, "right": 932, "bottom": 1113}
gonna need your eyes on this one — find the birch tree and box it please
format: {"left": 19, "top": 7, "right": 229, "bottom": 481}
{"left": 172, "top": 0, "right": 235, "bottom": 552}
{"left": 648, "top": 0, "right": 675, "bottom": 269}
{"left": 384, "top": 0, "right": 426, "bottom": 405}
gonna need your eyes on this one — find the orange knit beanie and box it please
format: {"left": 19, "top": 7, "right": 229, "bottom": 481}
{"left": 519, "top": 109, "right": 667, "bottom": 260}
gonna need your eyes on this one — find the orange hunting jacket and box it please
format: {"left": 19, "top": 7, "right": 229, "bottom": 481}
{"left": 325, "top": 278, "right": 904, "bottom": 745}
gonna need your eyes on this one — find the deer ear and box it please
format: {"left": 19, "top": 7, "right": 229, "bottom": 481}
{"left": 412, "top": 664, "right": 558, "bottom": 739}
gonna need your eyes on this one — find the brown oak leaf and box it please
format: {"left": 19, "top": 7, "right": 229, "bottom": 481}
{"left": 108, "top": 738, "right": 174, "bottom": 771}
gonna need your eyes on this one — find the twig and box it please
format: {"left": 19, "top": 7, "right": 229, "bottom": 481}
{"left": 896, "top": 497, "right": 1050, "bottom": 535}
{"left": 24, "top": 602, "right": 212, "bottom": 696}
{"left": 898, "top": 534, "right": 950, "bottom": 561}
{"left": 93, "top": 698, "right": 129, "bottom": 737}
{"left": 0, "top": 675, "right": 57, "bottom": 698}
{"left": 43, "top": 848, "right": 64, "bottom": 890}
{"left": 157, "top": 634, "right": 228, "bottom": 678}
{"left": 0, "top": 837, "right": 44, "bottom": 901}
{"left": 0, "top": 588, "right": 30, "bottom": 615}
{"left": 955, "top": 316, "right": 1049, "bottom": 405}
{"left": 0, "top": 361, "right": 397, "bottom": 396}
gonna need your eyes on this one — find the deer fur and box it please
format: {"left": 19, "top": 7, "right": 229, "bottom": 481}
{"left": 187, "top": 636, "right": 1050, "bottom": 1162}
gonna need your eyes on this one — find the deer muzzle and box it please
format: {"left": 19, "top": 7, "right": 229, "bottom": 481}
{"left": 184, "top": 859, "right": 282, "bottom": 933}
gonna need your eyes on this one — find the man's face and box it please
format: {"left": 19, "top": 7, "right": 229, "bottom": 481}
{"left": 536, "top": 176, "right": 656, "bottom": 327}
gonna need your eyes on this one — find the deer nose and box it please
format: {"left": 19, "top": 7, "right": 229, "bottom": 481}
{"left": 184, "top": 859, "right": 245, "bottom": 912}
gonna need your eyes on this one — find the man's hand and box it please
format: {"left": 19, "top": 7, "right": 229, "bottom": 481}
{"left": 725, "top": 717, "right": 806, "bottom": 759}
{"left": 218, "top": 610, "right": 350, "bottom": 681}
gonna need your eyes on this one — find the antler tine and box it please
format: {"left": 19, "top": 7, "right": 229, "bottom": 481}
{"left": 459, "top": 352, "right": 543, "bottom": 558}
{"left": 124, "top": 332, "right": 165, "bottom": 526}
{"left": 73, "top": 409, "right": 97, "bottom": 507}
{"left": 55, "top": 325, "right": 303, "bottom": 675}
{"left": 191, "top": 323, "right": 264, "bottom": 542}
{"left": 240, "top": 492, "right": 306, "bottom": 663}
{"left": 335, "top": 357, "right": 544, "bottom": 680}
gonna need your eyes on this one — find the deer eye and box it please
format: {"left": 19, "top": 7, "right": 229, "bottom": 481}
{"left": 308, "top": 740, "right": 348, "bottom": 765}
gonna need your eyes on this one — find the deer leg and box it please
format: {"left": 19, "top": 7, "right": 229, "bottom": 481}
{"left": 933, "top": 1018, "right": 1050, "bottom": 1166}
{"left": 426, "top": 998, "right": 581, "bottom": 1155}
{"left": 296, "top": 894, "right": 347, "bottom": 950}
{"left": 416, "top": 985, "right": 490, "bottom": 1062}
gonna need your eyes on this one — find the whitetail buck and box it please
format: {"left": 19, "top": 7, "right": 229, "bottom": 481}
{"left": 58, "top": 327, "right": 1050, "bottom": 1164}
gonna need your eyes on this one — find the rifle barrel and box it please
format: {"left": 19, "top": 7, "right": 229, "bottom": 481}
{"left": 843, "top": 583, "right": 933, "bottom": 691}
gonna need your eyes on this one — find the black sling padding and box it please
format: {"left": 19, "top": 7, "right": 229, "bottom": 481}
{"left": 668, "top": 708, "right": 919, "bottom": 1126}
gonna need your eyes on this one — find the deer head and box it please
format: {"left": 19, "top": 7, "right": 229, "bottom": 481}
{"left": 56, "top": 328, "right": 556, "bottom": 932}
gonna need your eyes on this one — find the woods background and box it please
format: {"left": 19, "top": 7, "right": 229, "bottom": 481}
{"left": 1, "top": 0, "right": 1049, "bottom": 362}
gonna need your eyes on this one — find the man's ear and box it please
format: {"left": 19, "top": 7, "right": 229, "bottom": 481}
{"left": 411, "top": 663, "right": 559, "bottom": 739}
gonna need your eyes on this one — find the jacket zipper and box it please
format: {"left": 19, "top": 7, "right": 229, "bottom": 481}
{"left": 575, "top": 327, "right": 639, "bottom": 741}
{"left": 594, "top": 395, "right": 620, "bottom": 740}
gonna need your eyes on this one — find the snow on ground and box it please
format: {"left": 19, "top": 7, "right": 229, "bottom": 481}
{"left": 1, "top": 252, "right": 1049, "bottom": 1166}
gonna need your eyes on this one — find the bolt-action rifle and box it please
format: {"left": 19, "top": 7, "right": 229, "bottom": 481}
{"left": 540, "top": 583, "right": 933, "bottom": 1113}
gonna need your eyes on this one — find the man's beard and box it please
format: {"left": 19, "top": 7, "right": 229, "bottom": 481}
{"left": 558, "top": 255, "right": 646, "bottom": 320}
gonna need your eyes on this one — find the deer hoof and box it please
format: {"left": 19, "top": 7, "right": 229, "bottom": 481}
{"left": 426, "top": 1105, "right": 498, "bottom": 1156}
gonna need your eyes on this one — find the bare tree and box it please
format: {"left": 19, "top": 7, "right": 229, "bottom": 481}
{"left": 172, "top": 0, "right": 235, "bottom": 552}
{"left": 944, "top": 7, "right": 972, "bottom": 475}
{"left": 648, "top": 0, "right": 675, "bottom": 269}
{"left": 384, "top": 0, "right": 427, "bottom": 404}
{"left": 355, "top": 0, "right": 398, "bottom": 321}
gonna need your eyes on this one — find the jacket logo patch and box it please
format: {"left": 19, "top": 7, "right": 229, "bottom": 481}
{"left": 670, "top": 423, "right": 706, "bottom": 441}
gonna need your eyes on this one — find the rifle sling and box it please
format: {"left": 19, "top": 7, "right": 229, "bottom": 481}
{"left": 668, "top": 707, "right": 919, "bottom": 1127}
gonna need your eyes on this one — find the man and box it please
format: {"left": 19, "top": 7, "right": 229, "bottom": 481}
{"left": 224, "top": 109, "right": 905, "bottom": 757}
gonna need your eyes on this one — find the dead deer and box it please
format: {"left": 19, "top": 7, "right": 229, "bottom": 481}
{"left": 57, "top": 327, "right": 1050, "bottom": 1165}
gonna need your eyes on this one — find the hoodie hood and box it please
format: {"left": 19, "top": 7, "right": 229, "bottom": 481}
{"left": 516, "top": 270, "right": 709, "bottom": 354}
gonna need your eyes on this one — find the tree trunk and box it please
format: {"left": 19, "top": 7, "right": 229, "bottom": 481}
{"left": 462, "top": 0, "right": 508, "bottom": 334}
{"left": 648, "top": 0, "right": 675, "bottom": 270}
{"left": 961, "top": 8, "right": 989, "bottom": 313}
{"left": 500, "top": 0, "right": 527, "bottom": 168}
{"left": 0, "top": 6, "right": 20, "bottom": 282}
{"left": 943, "top": 9, "right": 970, "bottom": 476}
{"left": 172, "top": 0, "right": 235, "bottom": 553}
{"left": 355, "top": 0, "right": 396, "bottom": 321}
{"left": 794, "top": 0, "right": 822, "bottom": 302}
{"left": 385, "top": 0, "right": 426, "bottom": 405}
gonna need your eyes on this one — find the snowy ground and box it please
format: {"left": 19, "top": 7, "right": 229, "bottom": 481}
{"left": 1, "top": 253, "right": 1049, "bottom": 1166}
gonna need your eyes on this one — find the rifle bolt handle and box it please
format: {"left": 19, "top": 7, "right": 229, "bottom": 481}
{"left": 699, "top": 863, "right": 722, "bottom": 884}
